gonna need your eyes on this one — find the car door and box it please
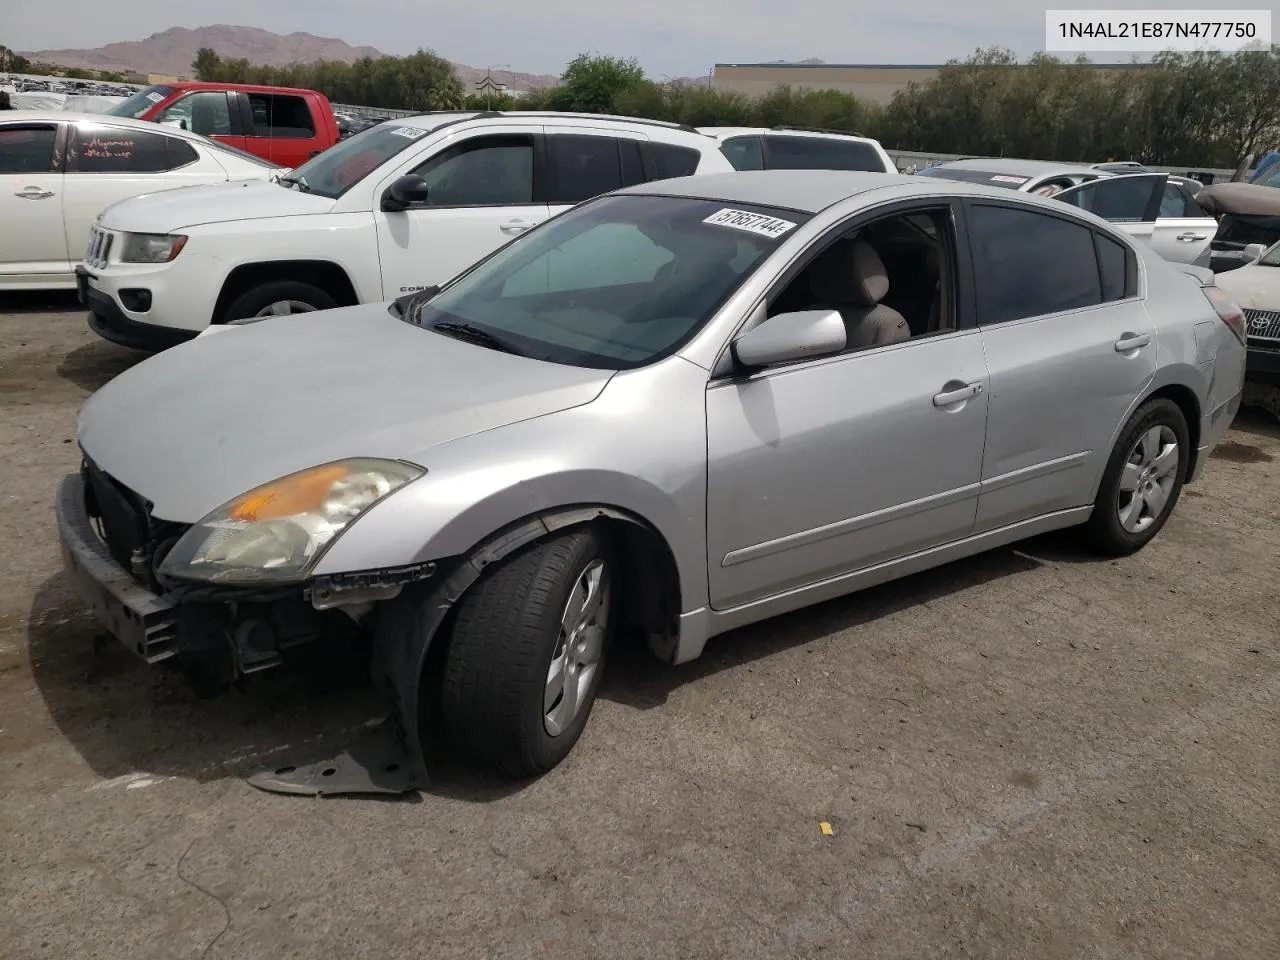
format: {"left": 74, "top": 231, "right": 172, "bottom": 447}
{"left": 373, "top": 124, "right": 548, "bottom": 298}
{"left": 964, "top": 199, "right": 1156, "bottom": 533}
{"left": 1053, "top": 172, "right": 1165, "bottom": 251}
{"left": 704, "top": 200, "right": 990, "bottom": 610}
{"left": 62, "top": 120, "right": 225, "bottom": 263}
{"left": 0, "top": 120, "right": 68, "bottom": 282}
{"left": 1145, "top": 180, "right": 1217, "bottom": 265}
{"left": 151, "top": 90, "right": 249, "bottom": 153}
{"left": 240, "top": 92, "right": 322, "bottom": 168}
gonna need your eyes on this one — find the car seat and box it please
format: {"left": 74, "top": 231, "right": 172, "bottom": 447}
{"left": 807, "top": 239, "right": 910, "bottom": 348}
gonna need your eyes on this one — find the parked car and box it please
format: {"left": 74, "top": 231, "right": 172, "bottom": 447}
{"left": 1092, "top": 162, "right": 1207, "bottom": 196}
{"left": 106, "top": 82, "right": 342, "bottom": 168}
{"left": 0, "top": 110, "right": 285, "bottom": 292}
{"left": 1196, "top": 182, "right": 1280, "bottom": 273}
{"left": 1212, "top": 238, "right": 1280, "bottom": 418}
{"left": 58, "top": 169, "right": 1247, "bottom": 789}
{"left": 698, "top": 126, "right": 896, "bottom": 173}
{"left": 917, "top": 159, "right": 1217, "bottom": 265}
{"left": 76, "top": 111, "right": 734, "bottom": 350}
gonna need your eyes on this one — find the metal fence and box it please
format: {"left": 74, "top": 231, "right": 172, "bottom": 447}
{"left": 330, "top": 102, "right": 420, "bottom": 120}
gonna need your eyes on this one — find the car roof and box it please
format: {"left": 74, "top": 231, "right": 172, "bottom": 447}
{"left": 698, "top": 126, "right": 879, "bottom": 144}
{"left": 385, "top": 111, "right": 719, "bottom": 145}
{"left": 617, "top": 168, "right": 1091, "bottom": 214}
{"left": 927, "top": 157, "right": 1103, "bottom": 178}
{"left": 163, "top": 80, "right": 322, "bottom": 96}
{"left": 0, "top": 110, "right": 212, "bottom": 145}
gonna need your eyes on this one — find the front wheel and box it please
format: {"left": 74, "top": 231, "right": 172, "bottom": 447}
{"left": 220, "top": 280, "right": 337, "bottom": 322}
{"left": 439, "top": 528, "right": 615, "bottom": 776}
{"left": 1083, "top": 397, "right": 1189, "bottom": 556}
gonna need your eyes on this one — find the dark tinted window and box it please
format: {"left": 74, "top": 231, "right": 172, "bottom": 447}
{"left": 67, "top": 126, "right": 188, "bottom": 173}
{"left": 969, "top": 204, "right": 1102, "bottom": 324}
{"left": 648, "top": 142, "right": 700, "bottom": 178}
{"left": 765, "top": 135, "right": 887, "bottom": 172}
{"left": 411, "top": 134, "right": 533, "bottom": 206}
{"left": 619, "top": 139, "right": 645, "bottom": 186}
{"left": 1096, "top": 232, "right": 1131, "bottom": 301}
{"left": 720, "top": 136, "right": 763, "bottom": 171}
{"left": 547, "top": 135, "right": 624, "bottom": 203}
{"left": 1217, "top": 214, "right": 1280, "bottom": 246}
{"left": 247, "top": 94, "right": 316, "bottom": 139}
{"left": 0, "top": 125, "right": 58, "bottom": 173}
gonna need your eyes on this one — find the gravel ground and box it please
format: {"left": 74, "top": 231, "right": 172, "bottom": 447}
{"left": 2, "top": 296, "right": 1278, "bottom": 960}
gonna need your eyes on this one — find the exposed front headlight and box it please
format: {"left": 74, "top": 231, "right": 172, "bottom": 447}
{"left": 157, "top": 458, "right": 424, "bottom": 584}
{"left": 119, "top": 232, "right": 188, "bottom": 263}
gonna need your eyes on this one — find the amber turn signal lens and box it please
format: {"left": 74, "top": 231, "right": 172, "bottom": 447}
{"left": 227, "top": 465, "right": 351, "bottom": 522}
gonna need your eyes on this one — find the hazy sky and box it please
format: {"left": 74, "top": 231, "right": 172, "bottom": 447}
{"left": 5, "top": 0, "right": 1267, "bottom": 77}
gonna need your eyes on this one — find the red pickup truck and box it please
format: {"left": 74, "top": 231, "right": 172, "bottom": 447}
{"left": 107, "top": 82, "right": 342, "bottom": 169}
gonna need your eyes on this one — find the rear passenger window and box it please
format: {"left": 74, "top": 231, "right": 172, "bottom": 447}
{"left": 969, "top": 204, "right": 1102, "bottom": 325}
{"left": 547, "top": 135, "right": 624, "bottom": 203}
{"left": 765, "top": 135, "right": 887, "bottom": 172}
{"left": 0, "top": 125, "right": 58, "bottom": 173}
{"left": 648, "top": 143, "right": 700, "bottom": 179}
{"left": 67, "top": 126, "right": 191, "bottom": 173}
{"left": 719, "top": 136, "right": 763, "bottom": 171}
{"left": 246, "top": 94, "right": 316, "bottom": 139}
{"left": 1095, "top": 232, "right": 1132, "bottom": 302}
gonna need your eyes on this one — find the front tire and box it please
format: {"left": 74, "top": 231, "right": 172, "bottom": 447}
{"left": 221, "top": 280, "right": 337, "bottom": 322}
{"left": 1084, "top": 397, "right": 1189, "bottom": 556}
{"left": 440, "top": 528, "right": 615, "bottom": 777}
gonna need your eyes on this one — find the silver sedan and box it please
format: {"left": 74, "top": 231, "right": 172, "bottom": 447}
{"left": 57, "top": 170, "right": 1248, "bottom": 791}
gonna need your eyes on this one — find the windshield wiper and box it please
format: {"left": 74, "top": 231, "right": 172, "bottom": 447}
{"left": 277, "top": 174, "right": 311, "bottom": 192}
{"left": 429, "top": 320, "right": 529, "bottom": 357}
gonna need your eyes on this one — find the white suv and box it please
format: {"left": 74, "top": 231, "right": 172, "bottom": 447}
{"left": 698, "top": 126, "right": 896, "bottom": 175}
{"left": 77, "top": 111, "right": 734, "bottom": 349}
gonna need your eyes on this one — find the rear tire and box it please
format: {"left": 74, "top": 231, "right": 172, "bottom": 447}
{"left": 221, "top": 280, "right": 337, "bottom": 322}
{"left": 439, "top": 528, "right": 615, "bottom": 777}
{"left": 1083, "top": 397, "right": 1189, "bottom": 556}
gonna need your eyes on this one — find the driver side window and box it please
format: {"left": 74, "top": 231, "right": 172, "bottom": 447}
{"left": 408, "top": 135, "right": 534, "bottom": 207}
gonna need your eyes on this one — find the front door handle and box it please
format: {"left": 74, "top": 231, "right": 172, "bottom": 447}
{"left": 1176, "top": 232, "right": 1207, "bottom": 241}
{"left": 933, "top": 381, "right": 983, "bottom": 407}
{"left": 1115, "top": 332, "right": 1151, "bottom": 351}
{"left": 500, "top": 219, "right": 536, "bottom": 235}
{"left": 14, "top": 188, "right": 54, "bottom": 200}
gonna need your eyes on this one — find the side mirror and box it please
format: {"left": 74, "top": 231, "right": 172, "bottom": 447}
{"left": 381, "top": 174, "right": 430, "bottom": 212}
{"left": 731, "top": 309, "right": 846, "bottom": 370}
{"left": 1243, "top": 243, "right": 1267, "bottom": 262}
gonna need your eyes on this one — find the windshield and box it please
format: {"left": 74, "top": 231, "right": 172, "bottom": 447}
{"left": 415, "top": 194, "right": 809, "bottom": 369}
{"left": 1258, "top": 242, "right": 1280, "bottom": 266}
{"left": 278, "top": 123, "right": 433, "bottom": 198}
{"left": 106, "top": 86, "right": 173, "bottom": 119}
{"left": 1252, "top": 164, "right": 1280, "bottom": 189}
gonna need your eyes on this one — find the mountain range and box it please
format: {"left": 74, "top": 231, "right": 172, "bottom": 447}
{"left": 21, "top": 25, "right": 563, "bottom": 91}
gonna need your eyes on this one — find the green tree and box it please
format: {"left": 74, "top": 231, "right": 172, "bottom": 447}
{"left": 544, "top": 53, "right": 646, "bottom": 113}
{"left": 192, "top": 47, "right": 222, "bottom": 81}
{"left": 0, "top": 45, "right": 32, "bottom": 72}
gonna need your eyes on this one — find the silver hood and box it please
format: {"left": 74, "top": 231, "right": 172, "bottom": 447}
{"left": 77, "top": 306, "right": 614, "bottom": 522}
{"left": 99, "top": 179, "right": 335, "bottom": 233}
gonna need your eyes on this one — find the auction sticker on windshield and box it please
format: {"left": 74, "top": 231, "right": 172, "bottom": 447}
{"left": 703, "top": 208, "right": 797, "bottom": 239}
{"left": 991, "top": 175, "right": 1030, "bottom": 184}
{"left": 388, "top": 126, "right": 428, "bottom": 139}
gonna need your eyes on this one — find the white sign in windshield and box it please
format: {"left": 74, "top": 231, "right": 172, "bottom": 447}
{"left": 703, "top": 208, "right": 797, "bottom": 239}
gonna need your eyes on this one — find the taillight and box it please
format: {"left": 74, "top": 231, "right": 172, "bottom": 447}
{"left": 1202, "top": 284, "right": 1247, "bottom": 344}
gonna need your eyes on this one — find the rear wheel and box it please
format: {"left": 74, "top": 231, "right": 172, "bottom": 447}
{"left": 221, "top": 280, "right": 337, "bottom": 322}
{"left": 439, "top": 528, "right": 615, "bottom": 776}
{"left": 1083, "top": 398, "right": 1189, "bottom": 556}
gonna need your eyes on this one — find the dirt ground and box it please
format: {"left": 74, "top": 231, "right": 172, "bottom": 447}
{"left": 2, "top": 295, "right": 1278, "bottom": 960}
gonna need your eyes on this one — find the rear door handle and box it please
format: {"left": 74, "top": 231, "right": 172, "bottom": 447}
{"left": 1115, "top": 333, "right": 1151, "bottom": 351}
{"left": 500, "top": 219, "right": 536, "bottom": 235}
{"left": 14, "top": 188, "right": 54, "bottom": 200}
{"left": 933, "top": 381, "right": 983, "bottom": 407}
{"left": 1176, "top": 232, "right": 1207, "bottom": 241}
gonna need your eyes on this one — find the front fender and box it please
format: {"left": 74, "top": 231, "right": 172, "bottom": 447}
{"left": 312, "top": 360, "right": 712, "bottom": 610}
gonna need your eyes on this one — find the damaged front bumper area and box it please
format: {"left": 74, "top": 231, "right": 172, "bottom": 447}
{"left": 55, "top": 470, "right": 438, "bottom": 796}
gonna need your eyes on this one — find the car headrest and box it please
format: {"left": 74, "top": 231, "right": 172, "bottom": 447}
{"left": 808, "top": 239, "right": 890, "bottom": 306}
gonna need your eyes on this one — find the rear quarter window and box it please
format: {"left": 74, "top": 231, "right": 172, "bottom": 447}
{"left": 647, "top": 142, "right": 700, "bottom": 179}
